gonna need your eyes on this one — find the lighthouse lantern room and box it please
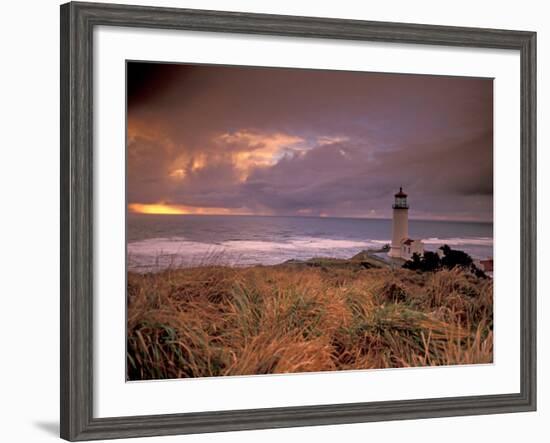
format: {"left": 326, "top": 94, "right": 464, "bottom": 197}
{"left": 393, "top": 187, "right": 409, "bottom": 210}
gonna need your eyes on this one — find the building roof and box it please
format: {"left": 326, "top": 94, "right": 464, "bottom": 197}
{"left": 402, "top": 238, "right": 414, "bottom": 245}
{"left": 479, "top": 259, "right": 494, "bottom": 272}
{"left": 395, "top": 187, "right": 407, "bottom": 198}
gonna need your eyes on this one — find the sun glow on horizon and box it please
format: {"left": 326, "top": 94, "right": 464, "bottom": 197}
{"left": 128, "top": 202, "right": 256, "bottom": 216}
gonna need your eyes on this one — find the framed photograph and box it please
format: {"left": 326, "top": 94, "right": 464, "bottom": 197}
{"left": 60, "top": 1, "right": 536, "bottom": 440}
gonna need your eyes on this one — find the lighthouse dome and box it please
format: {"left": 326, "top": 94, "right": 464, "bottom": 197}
{"left": 395, "top": 187, "right": 407, "bottom": 198}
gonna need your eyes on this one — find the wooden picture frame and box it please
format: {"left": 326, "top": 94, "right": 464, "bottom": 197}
{"left": 60, "top": 1, "right": 536, "bottom": 440}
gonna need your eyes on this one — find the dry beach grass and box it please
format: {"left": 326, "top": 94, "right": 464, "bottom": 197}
{"left": 127, "top": 259, "right": 493, "bottom": 380}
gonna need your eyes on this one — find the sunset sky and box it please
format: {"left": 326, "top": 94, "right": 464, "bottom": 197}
{"left": 127, "top": 62, "right": 493, "bottom": 222}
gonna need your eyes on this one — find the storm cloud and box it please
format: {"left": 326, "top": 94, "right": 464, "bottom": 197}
{"left": 127, "top": 62, "right": 493, "bottom": 221}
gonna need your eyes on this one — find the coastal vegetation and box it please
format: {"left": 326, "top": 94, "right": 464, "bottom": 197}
{"left": 403, "top": 245, "right": 487, "bottom": 277}
{"left": 127, "top": 249, "right": 493, "bottom": 380}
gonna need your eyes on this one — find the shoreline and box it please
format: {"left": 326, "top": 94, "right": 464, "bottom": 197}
{"left": 127, "top": 248, "right": 399, "bottom": 274}
{"left": 127, "top": 246, "right": 492, "bottom": 275}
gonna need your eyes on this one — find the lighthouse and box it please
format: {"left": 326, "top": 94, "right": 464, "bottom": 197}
{"left": 388, "top": 187, "right": 424, "bottom": 260}
{"left": 389, "top": 187, "right": 410, "bottom": 258}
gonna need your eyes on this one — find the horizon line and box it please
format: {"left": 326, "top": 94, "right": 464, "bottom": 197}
{"left": 127, "top": 211, "right": 493, "bottom": 224}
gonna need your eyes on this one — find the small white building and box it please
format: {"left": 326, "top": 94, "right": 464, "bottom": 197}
{"left": 400, "top": 238, "right": 424, "bottom": 261}
{"left": 474, "top": 258, "right": 494, "bottom": 277}
{"left": 388, "top": 187, "right": 424, "bottom": 260}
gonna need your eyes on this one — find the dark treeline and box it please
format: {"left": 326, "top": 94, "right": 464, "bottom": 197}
{"left": 403, "top": 245, "right": 486, "bottom": 277}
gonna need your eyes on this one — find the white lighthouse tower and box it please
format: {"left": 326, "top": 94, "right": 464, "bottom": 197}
{"left": 389, "top": 187, "right": 409, "bottom": 258}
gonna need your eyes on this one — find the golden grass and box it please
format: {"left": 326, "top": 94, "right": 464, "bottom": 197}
{"left": 127, "top": 264, "right": 493, "bottom": 380}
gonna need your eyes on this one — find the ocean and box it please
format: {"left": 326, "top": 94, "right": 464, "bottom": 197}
{"left": 127, "top": 214, "right": 493, "bottom": 272}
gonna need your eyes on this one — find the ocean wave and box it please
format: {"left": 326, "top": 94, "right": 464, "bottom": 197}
{"left": 128, "top": 237, "right": 213, "bottom": 254}
{"left": 220, "top": 237, "right": 383, "bottom": 251}
{"left": 128, "top": 236, "right": 383, "bottom": 256}
{"left": 127, "top": 236, "right": 387, "bottom": 271}
{"left": 127, "top": 235, "right": 493, "bottom": 271}
{"left": 421, "top": 237, "right": 493, "bottom": 246}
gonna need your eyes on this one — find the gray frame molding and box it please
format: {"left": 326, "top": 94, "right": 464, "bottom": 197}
{"left": 60, "top": 2, "right": 536, "bottom": 441}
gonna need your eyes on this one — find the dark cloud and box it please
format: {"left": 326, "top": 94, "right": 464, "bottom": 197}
{"left": 127, "top": 62, "right": 493, "bottom": 221}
